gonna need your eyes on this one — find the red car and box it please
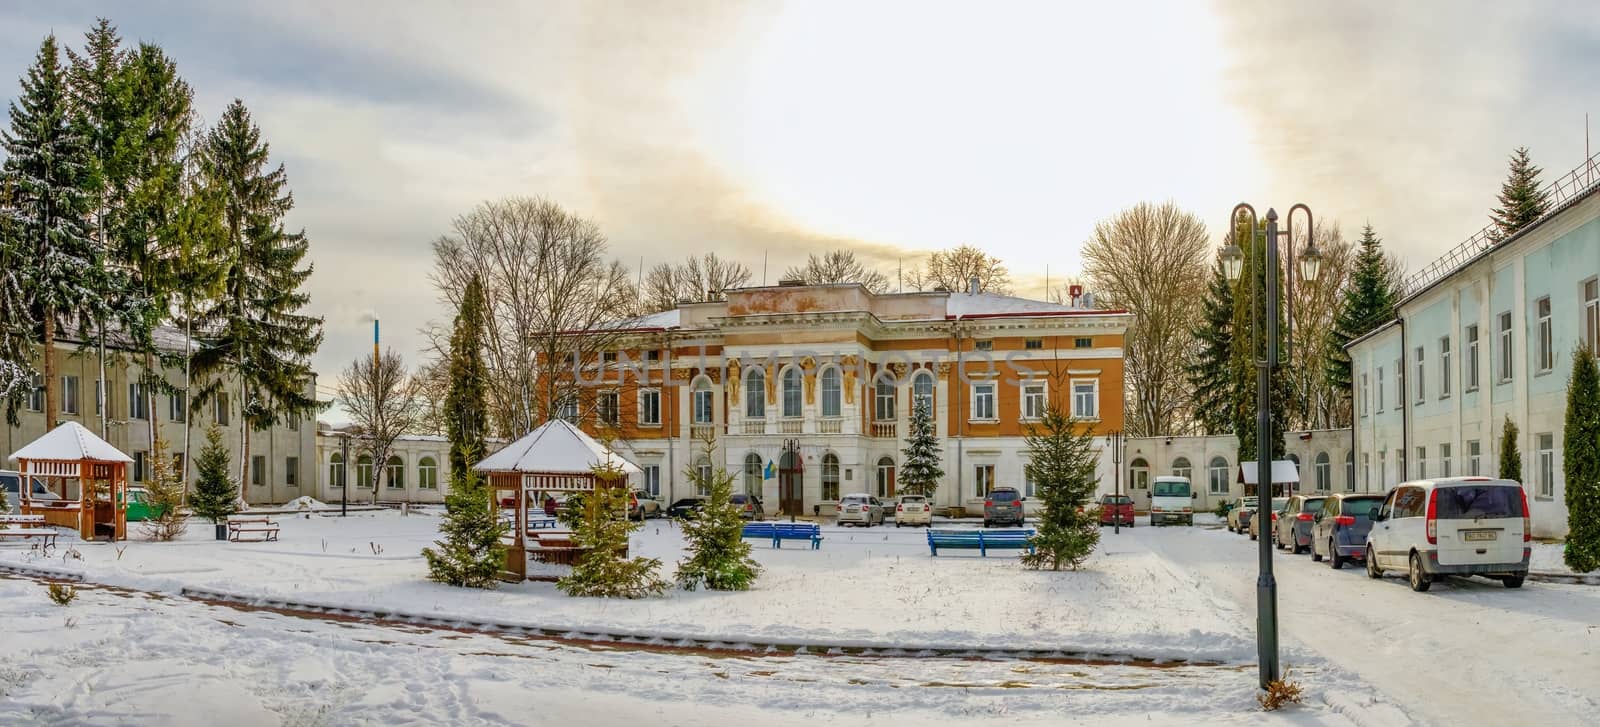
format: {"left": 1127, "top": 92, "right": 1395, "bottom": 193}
{"left": 1098, "top": 494, "right": 1135, "bottom": 527}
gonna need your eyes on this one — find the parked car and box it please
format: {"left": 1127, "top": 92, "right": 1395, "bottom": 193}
{"left": 628, "top": 490, "right": 662, "bottom": 520}
{"left": 983, "top": 487, "right": 1025, "bottom": 527}
{"left": 122, "top": 486, "right": 170, "bottom": 522}
{"left": 1310, "top": 493, "right": 1384, "bottom": 568}
{"left": 666, "top": 497, "right": 706, "bottom": 519}
{"left": 1249, "top": 497, "right": 1289, "bottom": 541}
{"left": 730, "top": 493, "right": 766, "bottom": 521}
{"left": 1, "top": 470, "right": 56, "bottom": 513}
{"left": 1273, "top": 495, "right": 1327, "bottom": 554}
{"left": 1098, "top": 494, "right": 1135, "bottom": 527}
{"left": 1366, "top": 477, "right": 1530, "bottom": 591}
{"left": 1227, "top": 496, "right": 1258, "bottom": 533}
{"left": 893, "top": 494, "right": 932, "bottom": 527}
{"left": 1149, "top": 476, "right": 1195, "bottom": 526}
{"left": 836, "top": 493, "right": 885, "bottom": 526}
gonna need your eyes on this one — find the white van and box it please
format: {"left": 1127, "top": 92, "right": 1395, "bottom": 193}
{"left": 1149, "top": 476, "right": 1194, "bottom": 526}
{"left": 1366, "top": 477, "right": 1530, "bottom": 591}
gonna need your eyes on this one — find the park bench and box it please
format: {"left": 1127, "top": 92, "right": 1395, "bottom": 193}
{"left": 741, "top": 522, "right": 777, "bottom": 544}
{"left": 927, "top": 528, "right": 1036, "bottom": 557}
{"left": 771, "top": 523, "right": 822, "bottom": 549}
{"left": 0, "top": 514, "right": 56, "bottom": 552}
{"left": 226, "top": 516, "right": 280, "bottom": 543}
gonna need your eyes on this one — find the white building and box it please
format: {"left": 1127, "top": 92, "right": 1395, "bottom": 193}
{"left": 1120, "top": 430, "right": 1354, "bottom": 513}
{"left": 313, "top": 428, "right": 507, "bottom": 505}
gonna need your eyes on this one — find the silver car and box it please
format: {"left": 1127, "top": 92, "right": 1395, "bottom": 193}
{"left": 984, "top": 487, "right": 1026, "bottom": 527}
{"left": 836, "top": 493, "right": 885, "bottom": 526}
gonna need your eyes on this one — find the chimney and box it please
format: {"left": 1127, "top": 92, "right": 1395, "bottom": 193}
{"left": 967, "top": 276, "right": 980, "bottom": 295}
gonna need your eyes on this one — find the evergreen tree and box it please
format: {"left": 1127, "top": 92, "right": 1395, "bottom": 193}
{"left": 675, "top": 461, "right": 761, "bottom": 591}
{"left": 1499, "top": 416, "right": 1521, "bottom": 482}
{"left": 2, "top": 35, "right": 103, "bottom": 430}
{"left": 1562, "top": 346, "right": 1600, "bottom": 573}
{"left": 1229, "top": 218, "right": 1288, "bottom": 466}
{"left": 1324, "top": 224, "right": 1398, "bottom": 420}
{"left": 1187, "top": 255, "right": 1235, "bottom": 435}
{"left": 191, "top": 100, "right": 324, "bottom": 500}
{"left": 1489, "top": 147, "right": 1550, "bottom": 241}
{"left": 141, "top": 433, "right": 188, "bottom": 541}
{"left": 422, "top": 460, "right": 506, "bottom": 588}
{"left": 557, "top": 462, "right": 667, "bottom": 598}
{"left": 0, "top": 182, "right": 32, "bottom": 422}
{"left": 899, "top": 400, "right": 943, "bottom": 497}
{"left": 189, "top": 426, "right": 237, "bottom": 523}
{"left": 1020, "top": 406, "right": 1101, "bottom": 571}
{"left": 445, "top": 275, "right": 489, "bottom": 481}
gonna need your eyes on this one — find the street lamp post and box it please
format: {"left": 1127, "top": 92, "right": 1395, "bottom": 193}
{"left": 1219, "top": 204, "right": 1321, "bottom": 690}
{"left": 1111, "top": 430, "right": 1123, "bottom": 535}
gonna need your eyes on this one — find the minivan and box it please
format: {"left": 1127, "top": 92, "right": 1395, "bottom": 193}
{"left": 1, "top": 470, "right": 56, "bottom": 513}
{"left": 1366, "top": 477, "right": 1530, "bottom": 591}
{"left": 1149, "top": 476, "right": 1194, "bottom": 526}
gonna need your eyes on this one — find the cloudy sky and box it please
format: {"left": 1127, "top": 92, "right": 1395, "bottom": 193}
{"left": 4, "top": 0, "right": 1598, "bottom": 398}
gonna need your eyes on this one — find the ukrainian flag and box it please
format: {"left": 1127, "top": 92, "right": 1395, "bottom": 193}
{"left": 764, "top": 460, "right": 775, "bottom": 480}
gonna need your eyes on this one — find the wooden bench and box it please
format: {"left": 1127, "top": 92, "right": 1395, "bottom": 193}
{"left": 227, "top": 516, "right": 280, "bottom": 542}
{"left": 0, "top": 526, "right": 58, "bottom": 552}
{"left": 0, "top": 514, "right": 48, "bottom": 528}
{"left": 927, "top": 528, "right": 1036, "bottom": 557}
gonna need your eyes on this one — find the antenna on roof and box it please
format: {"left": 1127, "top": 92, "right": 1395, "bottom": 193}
{"left": 1045, "top": 264, "right": 1050, "bottom": 301}
{"left": 898, "top": 258, "right": 902, "bottom": 293}
{"left": 762, "top": 251, "right": 768, "bottom": 286}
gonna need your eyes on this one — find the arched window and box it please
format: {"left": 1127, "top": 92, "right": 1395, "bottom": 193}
{"left": 743, "top": 452, "right": 763, "bottom": 495}
{"left": 782, "top": 367, "right": 803, "bottom": 418}
{"left": 820, "top": 366, "right": 842, "bottom": 418}
{"left": 1345, "top": 451, "right": 1356, "bottom": 492}
{"left": 822, "top": 453, "right": 840, "bottom": 501}
{"left": 1130, "top": 457, "right": 1150, "bottom": 490}
{"left": 874, "top": 375, "right": 896, "bottom": 421}
{"left": 745, "top": 369, "right": 765, "bottom": 418}
{"left": 1171, "top": 457, "right": 1192, "bottom": 481}
{"left": 1208, "top": 456, "right": 1230, "bottom": 495}
{"left": 876, "top": 456, "right": 896, "bottom": 498}
{"left": 695, "top": 456, "right": 714, "bottom": 496}
{"left": 1315, "top": 452, "right": 1331, "bottom": 492}
{"left": 385, "top": 455, "right": 404, "bottom": 489}
{"left": 418, "top": 456, "right": 438, "bottom": 489}
{"left": 692, "top": 377, "right": 714, "bottom": 425}
{"left": 328, "top": 453, "right": 346, "bottom": 489}
{"left": 356, "top": 454, "right": 374, "bottom": 489}
{"left": 911, "top": 371, "right": 935, "bottom": 415}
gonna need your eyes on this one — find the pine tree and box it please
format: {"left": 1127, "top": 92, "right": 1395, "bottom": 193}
{"left": 1230, "top": 219, "right": 1289, "bottom": 466}
{"left": 141, "top": 433, "right": 188, "bottom": 541}
{"left": 675, "top": 461, "right": 761, "bottom": 591}
{"left": 189, "top": 426, "right": 237, "bottom": 523}
{"left": 1187, "top": 255, "right": 1235, "bottom": 435}
{"left": 422, "top": 461, "right": 505, "bottom": 588}
{"left": 1490, "top": 147, "right": 1550, "bottom": 241}
{"left": 557, "top": 462, "right": 667, "bottom": 598}
{"left": 1562, "top": 346, "right": 1600, "bottom": 573}
{"left": 1324, "top": 224, "right": 1399, "bottom": 421}
{"left": 899, "top": 400, "right": 943, "bottom": 497}
{"left": 1020, "top": 406, "right": 1102, "bottom": 571}
{"left": 2, "top": 35, "right": 103, "bottom": 430}
{"left": 191, "top": 100, "right": 324, "bottom": 500}
{"left": 1499, "top": 416, "right": 1521, "bottom": 482}
{"left": 445, "top": 275, "right": 489, "bottom": 481}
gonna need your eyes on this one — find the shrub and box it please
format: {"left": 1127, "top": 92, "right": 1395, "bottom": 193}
{"left": 1258, "top": 670, "right": 1304, "bottom": 711}
{"left": 141, "top": 435, "right": 188, "bottom": 541}
{"left": 46, "top": 582, "right": 77, "bottom": 607}
{"left": 423, "top": 465, "right": 505, "bottom": 589}
{"left": 557, "top": 462, "right": 666, "bottom": 599}
{"left": 675, "top": 462, "right": 761, "bottom": 591}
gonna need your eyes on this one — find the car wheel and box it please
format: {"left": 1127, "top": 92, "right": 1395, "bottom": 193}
{"left": 1329, "top": 541, "right": 1344, "bottom": 570}
{"left": 1249, "top": 530, "right": 1257, "bottom": 541}
{"left": 1502, "top": 574, "right": 1526, "bottom": 589}
{"left": 1366, "top": 546, "right": 1382, "bottom": 579}
{"left": 1408, "top": 552, "right": 1432, "bottom": 592}
{"left": 1311, "top": 540, "right": 1323, "bottom": 562}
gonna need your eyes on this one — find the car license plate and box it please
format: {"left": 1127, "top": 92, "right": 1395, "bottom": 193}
{"left": 846, "top": 506, "right": 859, "bottom": 513}
{"left": 1463, "top": 530, "right": 1497, "bottom": 542}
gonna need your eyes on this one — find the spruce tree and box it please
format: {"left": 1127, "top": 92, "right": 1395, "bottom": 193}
{"left": 191, "top": 100, "right": 324, "bottom": 500}
{"left": 675, "top": 461, "right": 761, "bottom": 591}
{"left": 1499, "top": 416, "right": 1521, "bottom": 482}
{"left": 445, "top": 275, "right": 489, "bottom": 480}
{"left": 1187, "top": 255, "right": 1235, "bottom": 435}
{"left": 1020, "top": 406, "right": 1101, "bottom": 571}
{"left": 899, "top": 400, "right": 943, "bottom": 497}
{"left": 1489, "top": 147, "right": 1550, "bottom": 241}
{"left": 423, "top": 461, "right": 506, "bottom": 588}
{"left": 557, "top": 462, "right": 667, "bottom": 598}
{"left": 189, "top": 426, "right": 237, "bottom": 523}
{"left": 141, "top": 434, "right": 188, "bottom": 541}
{"left": 1562, "top": 346, "right": 1600, "bottom": 573}
{"left": 0, "top": 182, "right": 32, "bottom": 423}
{"left": 1324, "top": 225, "right": 1399, "bottom": 417}
{"left": 2, "top": 35, "right": 102, "bottom": 430}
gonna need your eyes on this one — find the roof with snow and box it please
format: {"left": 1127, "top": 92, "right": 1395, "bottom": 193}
{"left": 607, "top": 309, "right": 681, "bottom": 331}
{"left": 1237, "top": 460, "right": 1300, "bottom": 485}
{"left": 9, "top": 421, "right": 135, "bottom": 463}
{"left": 57, "top": 322, "right": 197, "bottom": 353}
{"left": 943, "top": 292, "right": 1109, "bottom": 319}
{"left": 473, "top": 419, "right": 641, "bottom": 475}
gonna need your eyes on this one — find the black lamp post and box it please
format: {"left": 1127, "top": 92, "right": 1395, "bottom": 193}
{"left": 1219, "top": 203, "right": 1321, "bottom": 690}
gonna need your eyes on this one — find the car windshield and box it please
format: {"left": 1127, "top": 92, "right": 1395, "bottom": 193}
{"left": 842, "top": 495, "right": 868, "bottom": 504}
{"left": 1240, "top": 498, "right": 1258, "bottom": 507}
{"left": 1103, "top": 495, "right": 1132, "bottom": 504}
{"left": 989, "top": 490, "right": 1019, "bottom": 502}
{"left": 1153, "top": 480, "right": 1190, "bottom": 497}
{"left": 1435, "top": 485, "right": 1524, "bottom": 520}
{"left": 900, "top": 496, "right": 925, "bottom": 503}
{"left": 1271, "top": 498, "right": 1289, "bottom": 511}
{"left": 1338, "top": 497, "right": 1383, "bottom": 519}
{"left": 731, "top": 494, "right": 749, "bottom": 503}
{"left": 1302, "top": 498, "right": 1325, "bottom": 513}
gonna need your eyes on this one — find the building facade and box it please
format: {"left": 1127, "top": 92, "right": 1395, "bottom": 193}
{"left": 312, "top": 429, "right": 507, "bottom": 505}
{"left": 572, "top": 282, "right": 1130, "bottom": 516}
{"left": 1120, "top": 429, "right": 1356, "bottom": 513}
{"left": 1348, "top": 169, "right": 1600, "bottom": 538}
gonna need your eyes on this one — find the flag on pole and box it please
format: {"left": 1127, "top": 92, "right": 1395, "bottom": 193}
{"left": 764, "top": 460, "right": 776, "bottom": 480}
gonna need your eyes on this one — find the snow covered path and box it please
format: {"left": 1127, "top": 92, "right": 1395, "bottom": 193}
{"left": 1139, "top": 524, "right": 1600, "bottom": 727}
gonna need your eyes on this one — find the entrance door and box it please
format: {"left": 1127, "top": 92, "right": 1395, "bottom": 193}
{"left": 779, "top": 451, "right": 803, "bottom": 516}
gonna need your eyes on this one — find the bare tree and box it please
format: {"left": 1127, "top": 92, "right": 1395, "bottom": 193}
{"left": 905, "top": 244, "right": 1012, "bottom": 294}
{"left": 783, "top": 249, "right": 890, "bottom": 292}
{"left": 641, "top": 252, "right": 752, "bottom": 312}
{"left": 411, "top": 359, "right": 450, "bottom": 436}
{"left": 337, "top": 348, "right": 422, "bottom": 504}
{"left": 1082, "top": 201, "right": 1211, "bottom": 437}
{"left": 1286, "top": 222, "right": 1353, "bottom": 430}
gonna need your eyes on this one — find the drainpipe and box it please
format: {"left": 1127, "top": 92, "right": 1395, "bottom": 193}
{"left": 951, "top": 317, "right": 965, "bottom": 513}
{"left": 1399, "top": 317, "right": 1410, "bottom": 481}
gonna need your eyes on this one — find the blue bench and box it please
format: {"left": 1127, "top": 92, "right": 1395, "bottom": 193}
{"left": 927, "top": 528, "right": 1036, "bottom": 556}
{"left": 741, "top": 522, "right": 823, "bottom": 549}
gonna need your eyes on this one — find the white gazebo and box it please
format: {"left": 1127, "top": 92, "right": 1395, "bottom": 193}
{"left": 9, "top": 421, "right": 135, "bottom": 541}
{"left": 1238, "top": 460, "right": 1301, "bottom": 498}
{"left": 474, "top": 419, "right": 641, "bottom": 579}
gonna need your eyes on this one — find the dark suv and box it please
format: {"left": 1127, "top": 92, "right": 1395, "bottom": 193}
{"left": 983, "top": 487, "right": 1025, "bottom": 527}
{"left": 730, "top": 493, "right": 766, "bottom": 520}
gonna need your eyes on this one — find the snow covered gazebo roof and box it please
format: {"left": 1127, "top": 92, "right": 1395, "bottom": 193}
{"left": 1237, "top": 460, "right": 1299, "bottom": 485}
{"left": 475, "top": 419, "right": 640, "bottom": 476}
{"left": 9, "top": 421, "right": 134, "bottom": 464}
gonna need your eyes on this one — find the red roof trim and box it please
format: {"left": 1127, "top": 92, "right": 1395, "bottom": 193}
{"left": 945, "top": 309, "right": 1130, "bottom": 321}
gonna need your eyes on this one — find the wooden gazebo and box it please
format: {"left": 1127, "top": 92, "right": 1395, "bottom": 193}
{"left": 9, "top": 421, "right": 134, "bottom": 541}
{"left": 474, "top": 419, "right": 641, "bottom": 579}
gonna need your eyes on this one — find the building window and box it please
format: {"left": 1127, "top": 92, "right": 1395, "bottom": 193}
{"left": 744, "top": 370, "right": 764, "bottom": 418}
{"left": 974, "top": 463, "right": 995, "bottom": 497}
{"left": 1465, "top": 324, "right": 1480, "bottom": 391}
{"left": 782, "top": 367, "right": 803, "bottom": 418}
{"left": 1376, "top": 366, "right": 1384, "bottom": 413}
{"left": 598, "top": 391, "right": 620, "bottom": 426}
{"left": 132, "top": 451, "right": 147, "bottom": 483}
{"left": 1345, "top": 451, "right": 1355, "bottom": 492}
{"left": 1440, "top": 337, "right": 1451, "bottom": 398}
{"left": 168, "top": 391, "right": 187, "bottom": 423}
{"left": 60, "top": 375, "right": 79, "bottom": 415}
{"left": 822, "top": 453, "right": 840, "bottom": 501}
{"left": 602, "top": 351, "right": 617, "bottom": 365}
{"left": 645, "top": 349, "right": 661, "bottom": 363}
{"left": 1468, "top": 440, "right": 1481, "bottom": 476}
{"left": 821, "top": 367, "right": 842, "bottom": 418}
{"left": 911, "top": 371, "right": 934, "bottom": 415}
{"left": 743, "top": 453, "right": 763, "bottom": 496}
{"left": 874, "top": 376, "right": 897, "bottom": 421}
{"left": 1416, "top": 446, "right": 1427, "bottom": 479}
{"left": 1378, "top": 450, "right": 1386, "bottom": 488}
{"left": 877, "top": 457, "right": 897, "bottom": 498}
{"left": 974, "top": 340, "right": 993, "bottom": 351}
{"left": 1440, "top": 443, "right": 1452, "bottom": 478}
{"left": 1171, "top": 457, "right": 1192, "bottom": 482}
{"left": 692, "top": 378, "right": 714, "bottom": 425}
{"left": 1359, "top": 373, "right": 1368, "bottom": 417}
{"left": 1074, "top": 337, "right": 1093, "bottom": 348}
{"left": 1393, "top": 358, "right": 1403, "bottom": 408}
{"left": 1314, "top": 452, "right": 1330, "bottom": 492}
{"left": 639, "top": 388, "right": 661, "bottom": 426}
{"left": 556, "top": 394, "right": 578, "bottom": 423}
{"left": 1023, "top": 462, "right": 1036, "bottom": 497}
{"left": 1537, "top": 433, "right": 1554, "bottom": 498}
{"left": 214, "top": 392, "right": 230, "bottom": 426}
{"left": 1537, "top": 296, "right": 1553, "bottom": 373}
{"left": 1362, "top": 453, "right": 1370, "bottom": 490}
{"left": 1498, "top": 311, "right": 1513, "bottom": 382}
{"left": 1130, "top": 458, "right": 1150, "bottom": 490}
{"left": 1024, "top": 338, "right": 1043, "bottom": 350}
{"left": 1208, "top": 457, "right": 1230, "bottom": 495}
{"left": 128, "top": 382, "right": 149, "bottom": 420}
{"left": 1071, "top": 379, "right": 1098, "bottom": 419}
{"left": 971, "top": 382, "right": 996, "bottom": 420}
{"left": 356, "top": 455, "right": 374, "bottom": 488}
{"left": 94, "top": 378, "right": 104, "bottom": 415}
{"left": 418, "top": 457, "right": 438, "bottom": 489}
{"left": 1414, "top": 346, "right": 1425, "bottom": 403}
{"left": 386, "top": 456, "right": 404, "bottom": 489}
{"left": 252, "top": 455, "right": 266, "bottom": 487}
{"left": 642, "top": 464, "right": 661, "bottom": 497}
{"left": 1585, "top": 278, "right": 1600, "bottom": 356}
{"left": 329, "top": 453, "right": 346, "bottom": 489}
{"left": 695, "top": 457, "right": 713, "bottom": 496}
{"left": 285, "top": 457, "right": 299, "bottom": 488}
{"left": 26, "top": 374, "right": 43, "bottom": 412}
{"left": 1021, "top": 381, "right": 1047, "bottom": 421}
{"left": 288, "top": 415, "right": 299, "bottom": 431}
